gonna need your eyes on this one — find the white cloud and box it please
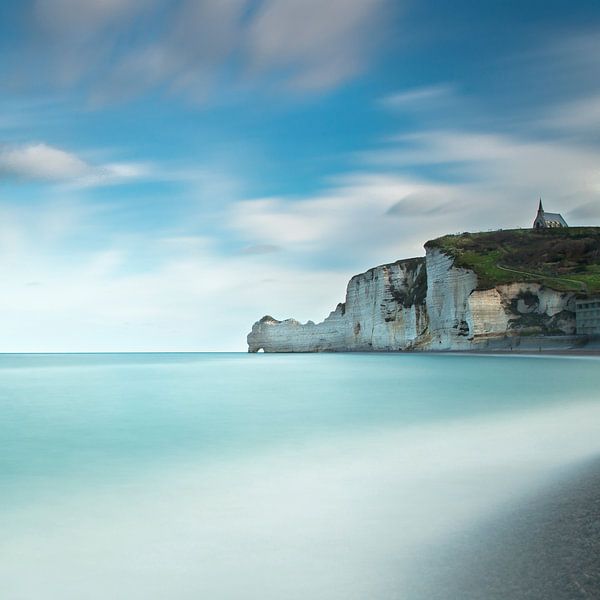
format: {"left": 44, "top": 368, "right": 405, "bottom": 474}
{"left": 0, "top": 143, "right": 147, "bottom": 186}
{"left": 0, "top": 143, "right": 89, "bottom": 181}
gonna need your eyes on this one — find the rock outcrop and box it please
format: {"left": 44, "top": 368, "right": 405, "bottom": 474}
{"left": 247, "top": 258, "right": 428, "bottom": 352}
{"left": 423, "top": 248, "right": 576, "bottom": 350}
{"left": 247, "top": 245, "right": 579, "bottom": 352}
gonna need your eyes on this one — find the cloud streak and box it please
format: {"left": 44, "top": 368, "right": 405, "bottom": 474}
{"left": 365, "top": 129, "right": 600, "bottom": 210}
{"left": 229, "top": 174, "right": 467, "bottom": 268}
{"left": 244, "top": 0, "right": 388, "bottom": 90}
{"left": 379, "top": 84, "right": 456, "bottom": 111}
{"left": 14, "top": 0, "right": 394, "bottom": 103}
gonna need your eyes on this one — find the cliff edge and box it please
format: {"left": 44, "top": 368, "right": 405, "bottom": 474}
{"left": 248, "top": 228, "right": 600, "bottom": 352}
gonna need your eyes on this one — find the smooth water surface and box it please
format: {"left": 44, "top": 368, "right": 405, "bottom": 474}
{"left": 1, "top": 353, "right": 599, "bottom": 599}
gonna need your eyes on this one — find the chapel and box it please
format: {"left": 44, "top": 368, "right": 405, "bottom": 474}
{"left": 533, "top": 199, "right": 568, "bottom": 229}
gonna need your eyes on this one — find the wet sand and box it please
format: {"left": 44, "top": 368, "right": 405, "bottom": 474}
{"left": 413, "top": 458, "right": 600, "bottom": 599}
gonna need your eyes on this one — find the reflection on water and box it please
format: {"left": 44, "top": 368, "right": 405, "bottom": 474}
{"left": 1, "top": 353, "right": 599, "bottom": 599}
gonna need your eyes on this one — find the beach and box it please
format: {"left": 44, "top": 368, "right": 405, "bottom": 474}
{"left": 1, "top": 353, "right": 599, "bottom": 599}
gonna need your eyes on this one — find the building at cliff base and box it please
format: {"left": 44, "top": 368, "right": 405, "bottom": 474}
{"left": 575, "top": 298, "right": 600, "bottom": 335}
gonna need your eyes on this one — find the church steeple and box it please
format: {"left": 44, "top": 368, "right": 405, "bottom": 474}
{"left": 538, "top": 198, "right": 544, "bottom": 213}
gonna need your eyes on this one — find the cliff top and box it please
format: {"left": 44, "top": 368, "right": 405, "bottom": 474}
{"left": 425, "top": 227, "right": 600, "bottom": 294}
{"left": 348, "top": 256, "right": 424, "bottom": 281}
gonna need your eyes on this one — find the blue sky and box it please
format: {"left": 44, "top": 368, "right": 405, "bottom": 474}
{"left": 1, "top": 0, "right": 600, "bottom": 351}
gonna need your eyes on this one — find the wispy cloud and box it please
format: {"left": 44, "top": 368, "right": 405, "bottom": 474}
{"left": 365, "top": 129, "right": 600, "bottom": 203}
{"left": 532, "top": 30, "right": 600, "bottom": 97}
{"left": 379, "top": 84, "right": 456, "bottom": 111}
{"left": 568, "top": 200, "right": 600, "bottom": 220}
{"left": 229, "top": 174, "right": 465, "bottom": 267}
{"left": 14, "top": 0, "right": 395, "bottom": 103}
{"left": 239, "top": 244, "right": 282, "bottom": 256}
{"left": 244, "top": 0, "right": 389, "bottom": 90}
{"left": 540, "top": 93, "right": 600, "bottom": 134}
{"left": 386, "top": 191, "right": 453, "bottom": 217}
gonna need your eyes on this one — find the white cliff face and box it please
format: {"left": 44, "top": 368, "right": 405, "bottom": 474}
{"left": 247, "top": 249, "right": 578, "bottom": 352}
{"left": 246, "top": 309, "right": 347, "bottom": 353}
{"left": 247, "top": 259, "right": 428, "bottom": 352}
{"left": 467, "top": 289, "right": 510, "bottom": 338}
{"left": 424, "top": 249, "right": 478, "bottom": 350}
{"left": 343, "top": 259, "right": 428, "bottom": 350}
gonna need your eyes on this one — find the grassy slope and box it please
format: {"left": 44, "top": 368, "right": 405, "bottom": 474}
{"left": 425, "top": 227, "right": 600, "bottom": 294}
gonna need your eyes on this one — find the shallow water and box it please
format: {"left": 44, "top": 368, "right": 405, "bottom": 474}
{"left": 1, "top": 353, "right": 599, "bottom": 599}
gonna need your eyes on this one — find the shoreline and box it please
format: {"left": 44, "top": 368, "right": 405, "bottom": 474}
{"left": 251, "top": 346, "right": 600, "bottom": 356}
{"left": 427, "top": 348, "right": 600, "bottom": 356}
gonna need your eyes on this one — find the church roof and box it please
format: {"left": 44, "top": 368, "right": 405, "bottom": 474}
{"left": 533, "top": 199, "right": 568, "bottom": 228}
{"left": 540, "top": 211, "right": 568, "bottom": 227}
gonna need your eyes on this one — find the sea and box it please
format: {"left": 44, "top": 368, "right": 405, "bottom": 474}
{"left": 1, "top": 352, "right": 599, "bottom": 599}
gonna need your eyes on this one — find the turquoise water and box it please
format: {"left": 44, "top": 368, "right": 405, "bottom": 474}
{"left": 1, "top": 353, "right": 600, "bottom": 599}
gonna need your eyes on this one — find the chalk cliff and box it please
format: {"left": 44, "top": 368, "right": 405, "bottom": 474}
{"left": 248, "top": 258, "right": 428, "bottom": 352}
{"left": 422, "top": 247, "right": 576, "bottom": 350}
{"left": 247, "top": 231, "right": 587, "bottom": 352}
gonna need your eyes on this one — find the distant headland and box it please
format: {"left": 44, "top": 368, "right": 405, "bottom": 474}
{"left": 248, "top": 202, "right": 600, "bottom": 353}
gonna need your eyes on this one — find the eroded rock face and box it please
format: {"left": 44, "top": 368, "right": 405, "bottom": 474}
{"left": 424, "top": 249, "right": 478, "bottom": 350}
{"left": 500, "top": 284, "right": 576, "bottom": 336}
{"left": 424, "top": 248, "right": 577, "bottom": 349}
{"left": 247, "top": 250, "right": 578, "bottom": 352}
{"left": 246, "top": 311, "right": 347, "bottom": 353}
{"left": 247, "top": 258, "right": 428, "bottom": 352}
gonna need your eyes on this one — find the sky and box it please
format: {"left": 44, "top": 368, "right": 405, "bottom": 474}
{"left": 1, "top": 0, "right": 600, "bottom": 351}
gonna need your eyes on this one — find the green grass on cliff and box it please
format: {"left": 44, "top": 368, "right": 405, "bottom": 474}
{"left": 425, "top": 227, "right": 600, "bottom": 294}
